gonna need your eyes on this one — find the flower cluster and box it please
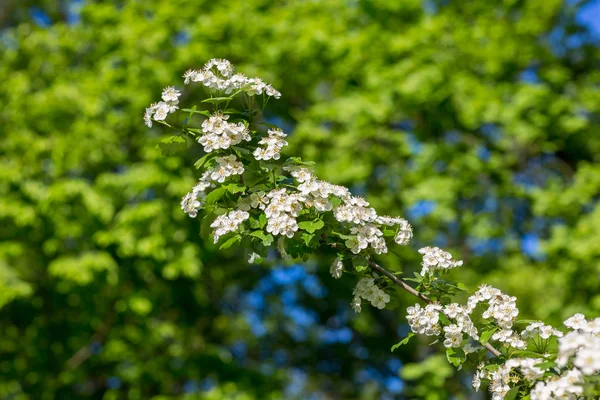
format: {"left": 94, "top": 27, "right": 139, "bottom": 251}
{"left": 346, "top": 224, "right": 386, "bottom": 254}
{"left": 351, "top": 277, "right": 390, "bottom": 312}
{"left": 418, "top": 246, "right": 463, "bottom": 276}
{"left": 530, "top": 369, "right": 584, "bottom": 399}
{"left": 557, "top": 314, "right": 600, "bottom": 375}
{"left": 330, "top": 257, "right": 343, "bottom": 279}
{"left": 150, "top": 59, "right": 600, "bottom": 400}
{"left": 521, "top": 321, "right": 564, "bottom": 340}
{"left": 406, "top": 303, "right": 442, "bottom": 336}
{"left": 198, "top": 113, "right": 251, "bottom": 152}
{"left": 263, "top": 189, "right": 303, "bottom": 238}
{"left": 209, "top": 155, "right": 245, "bottom": 183}
{"left": 443, "top": 324, "right": 464, "bottom": 348}
{"left": 144, "top": 86, "right": 181, "bottom": 127}
{"left": 443, "top": 303, "right": 479, "bottom": 340}
{"left": 210, "top": 210, "right": 250, "bottom": 243}
{"left": 181, "top": 155, "right": 244, "bottom": 218}
{"left": 477, "top": 358, "right": 550, "bottom": 399}
{"left": 491, "top": 328, "right": 527, "bottom": 349}
{"left": 253, "top": 128, "right": 288, "bottom": 160}
{"left": 406, "top": 301, "right": 479, "bottom": 350}
{"left": 333, "top": 198, "right": 378, "bottom": 225}
{"left": 468, "top": 285, "right": 519, "bottom": 329}
{"left": 183, "top": 58, "right": 281, "bottom": 98}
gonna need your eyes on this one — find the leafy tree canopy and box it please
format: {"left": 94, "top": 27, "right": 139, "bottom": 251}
{"left": 0, "top": 0, "right": 598, "bottom": 398}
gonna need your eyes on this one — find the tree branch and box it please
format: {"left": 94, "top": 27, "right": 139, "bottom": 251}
{"left": 367, "top": 258, "right": 502, "bottom": 358}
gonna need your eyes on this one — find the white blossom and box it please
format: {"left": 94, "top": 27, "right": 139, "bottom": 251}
{"left": 144, "top": 86, "right": 181, "bottom": 126}
{"left": 182, "top": 59, "right": 281, "bottom": 98}
{"left": 248, "top": 252, "right": 261, "bottom": 264}
{"left": 352, "top": 278, "right": 390, "bottom": 312}
{"left": 198, "top": 113, "right": 251, "bottom": 153}
{"left": 418, "top": 246, "right": 463, "bottom": 276}
{"left": 330, "top": 257, "right": 343, "bottom": 279}
{"left": 346, "top": 224, "right": 387, "bottom": 254}
{"left": 210, "top": 210, "right": 249, "bottom": 243}
{"left": 521, "top": 321, "right": 563, "bottom": 340}
{"left": 253, "top": 128, "right": 288, "bottom": 161}
{"left": 406, "top": 303, "right": 442, "bottom": 336}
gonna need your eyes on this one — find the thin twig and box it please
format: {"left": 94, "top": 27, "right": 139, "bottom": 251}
{"left": 367, "top": 258, "right": 502, "bottom": 358}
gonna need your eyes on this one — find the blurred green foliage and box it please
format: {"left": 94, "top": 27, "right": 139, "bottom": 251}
{"left": 0, "top": 0, "right": 598, "bottom": 398}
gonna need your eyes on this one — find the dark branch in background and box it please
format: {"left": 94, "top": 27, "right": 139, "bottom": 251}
{"left": 66, "top": 303, "right": 116, "bottom": 369}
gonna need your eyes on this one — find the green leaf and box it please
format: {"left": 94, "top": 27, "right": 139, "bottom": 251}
{"left": 446, "top": 347, "right": 466, "bottom": 367}
{"left": 181, "top": 108, "right": 211, "bottom": 117}
{"left": 219, "top": 235, "right": 241, "bottom": 250}
{"left": 156, "top": 135, "right": 187, "bottom": 156}
{"left": 259, "top": 214, "right": 267, "bottom": 229}
{"left": 301, "top": 233, "right": 315, "bottom": 246}
{"left": 225, "top": 183, "right": 246, "bottom": 194}
{"left": 504, "top": 386, "right": 521, "bottom": 400}
{"left": 352, "top": 256, "right": 369, "bottom": 272}
{"left": 249, "top": 231, "right": 274, "bottom": 246}
{"left": 514, "top": 319, "right": 541, "bottom": 325}
{"left": 331, "top": 231, "right": 353, "bottom": 240}
{"left": 329, "top": 197, "right": 343, "bottom": 208}
{"left": 534, "top": 361, "right": 556, "bottom": 370}
{"left": 248, "top": 216, "right": 261, "bottom": 229}
{"left": 479, "top": 327, "right": 498, "bottom": 345}
{"left": 511, "top": 350, "right": 544, "bottom": 358}
{"left": 232, "top": 145, "right": 252, "bottom": 155}
{"left": 202, "top": 96, "right": 233, "bottom": 104}
{"left": 391, "top": 332, "right": 415, "bottom": 352}
{"left": 205, "top": 187, "right": 227, "bottom": 205}
{"left": 284, "top": 157, "right": 316, "bottom": 166}
{"left": 298, "top": 220, "right": 324, "bottom": 233}
{"left": 223, "top": 108, "right": 245, "bottom": 115}
{"left": 194, "top": 153, "right": 217, "bottom": 169}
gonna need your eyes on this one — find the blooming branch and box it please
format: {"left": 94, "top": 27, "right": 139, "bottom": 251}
{"left": 147, "top": 59, "right": 600, "bottom": 399}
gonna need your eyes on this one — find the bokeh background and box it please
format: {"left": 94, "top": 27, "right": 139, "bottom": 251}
{"left": 1, "top": 0, "right": 599, "bottom": 399}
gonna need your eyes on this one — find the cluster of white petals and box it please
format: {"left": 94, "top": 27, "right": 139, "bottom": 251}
{"left": 406, "top": 303, "right": 442, "bottom": 336}
{"left": 478, "top": 358, "right": 551, "bottom": 399}
{"left": 443, "top": 324, "right": 463, "bottom": 348}
{"left": 394, "top": 219, "right": 413, "bottom": 245}
{"left": 183, "top": 58, "right": 281, "bottom": 98}
{"left": 253, "top": 128, "right": 288, "bottom": 160}
{"left": 418, "top": 246, "right": 463, "bottom": 276}
{"left": 198, "top": 113, "right": 250, "bottom": 152}
{"left": 530, "top": 369, "right": 584, "bottom": 400}
{"left": 263, "top": 189, "right": 303, "bottom": 238}
{"left": 209, "top": 155, "right": 245, "bottom": 183}
{"left": 351, "top": 278, "right": 390, "bottom": 312}
{"left": 443, "top": 303, "right": 479, "bottom": 340}
{"left": 557, "top": 314, "right": 600, "bottom": 375}
{"left": 181, "top": 155, "right": 244, "bottom": 218}
{"left": 522, "top": 321, "right": 564, "bottom": 340}
{"left": 180, "top": 191, "right": 204, "bottom": 219}
{"left": 491, "top": 328, "right": 527, "bottom": 349}
{"left": 330, "top": 257, "right": 343, "bottom": 279}
{"left": 333, "top": 198, "right": 378, "bottom": 225}
{"left": 466, "top": 285, "right": 519, "bottom": 329}
{"left": 144, "top": 86, "right": 181, "bottom": 127}
{"left": 346, "top": 224, "right": 386, "bottom": 254}
{"left": 477, "top": 361, "right": 514, "bottom": 399}
{"left": 210, "top": 210, "right": 250, "bottom": 243}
